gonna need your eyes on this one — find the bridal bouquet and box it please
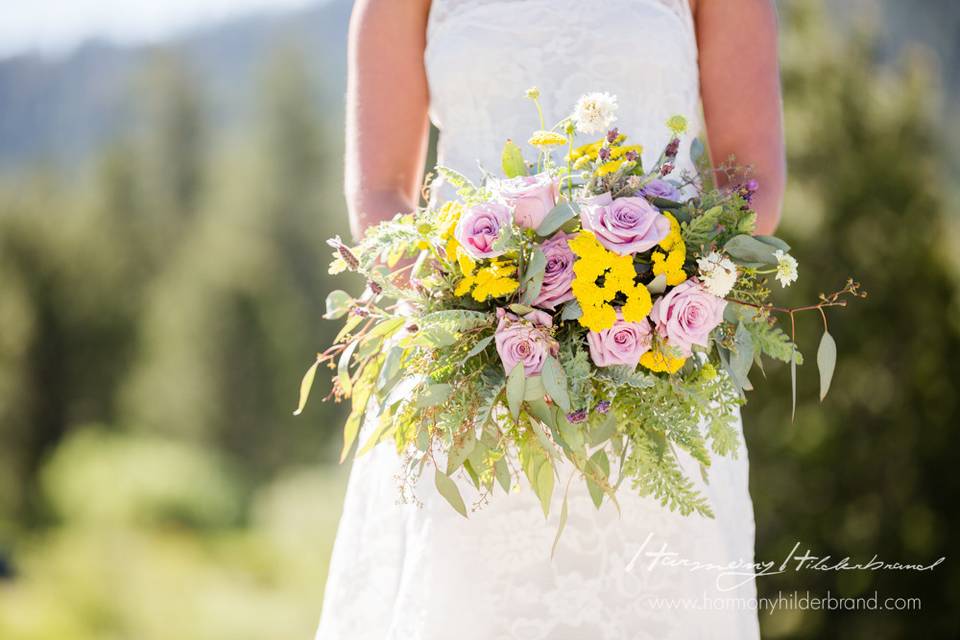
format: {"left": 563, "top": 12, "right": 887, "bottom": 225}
{"left": 296, "top": 90, "right": 862, "bottom": 526}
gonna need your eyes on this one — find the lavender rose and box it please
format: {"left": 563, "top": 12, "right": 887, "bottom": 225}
{"left": 580, "top": 194, "right": 671, "bottom": 255}
{"left": 641, "top": 178, "right": 682, "bottom": 201}
{"left": 497, "top": 172, "right": 560, "bottom": 229}
{"left": 494, "top": 308, "right": 557, "bottom": 376}
{"left": 586, "top": 313, "right": 653, "bottom": 368}
{"left": 454, "top": 201, "right": 511, "bottom": 259}
{"left": 651, "top": 279, "right": 726, "bottom": 356}
{"left": 532, "top": 231, "right": 576, "bottom": 310}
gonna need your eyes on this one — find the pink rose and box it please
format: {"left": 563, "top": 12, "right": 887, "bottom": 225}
{"left": 454, "top": 201, "right": 511, "bottom": 259}
{"left": 494, "top": 308, "right": 557, "bottom": 376}
{"left": 651, "top": 279, "right": 727, "bottom": 356}
{"left": 496, "top": 173, "right": 560, "bottom": 229}
{"left": 586, "top": 313, "right": 653, "bottom": 368}
{"left": 580, "top": 194, "right": 670, "bottom": 255}
{"left": 532, "top": 231, "right": 575, "bottom": 310}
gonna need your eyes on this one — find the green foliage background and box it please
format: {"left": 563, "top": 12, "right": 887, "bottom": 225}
{"left": 0, "top": 1, "right": 957, "bottom": 638}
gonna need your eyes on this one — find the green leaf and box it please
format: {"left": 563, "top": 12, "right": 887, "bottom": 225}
{"left": 434, "top": 469, "right": 468, "bottom": 518}
{"left": 416, "top": 383, "right": 453, "bottom": 408}
{"left": 337, "top": 340, "right": 359, "bottom": 397}
{"left": 292, "top": 357, "right": 320, "bottom": 416}
{"left": 586, "top": 449, "right": 610, "bottom": 508}
{"left": 377, "top": 346, "right": 403, "bottom": 391}
{"left": 754, "top": 235, "right": 791, "bottom": 253}
{"left": 437, "top": 166, "right": 477, "bottom": 198}
{"left": 447, "top": 426, "right": 477, "bottom": 474}
{"left": 334, "top": 313, "right": 363, "bottom": 343}
{"left": 536, "top": 201, "right": 577, "bottom": 236}
{"left": 535, "top": 462, "right": 555, "bottom": 517}
{"left": 541, "top": 356, "right": 571, "bottom": 412}
{"left": 560, "top": 299, "right": 582, "bottom": 321}
{"left": 508, "top": 303, "right": 534, "bottom": 315}
{"left": 557, "top": 413, "right": 585, "bottom": 456}
{"left": 501, "top": 139, "right": 528, "bottom": 178}
{"left": 817, "top": 330, "right": 837, "bottom": 401}
{"left": 324, "top": 290, "right": 353, "bottom": 320}
{"left": 462, "top": 335, "right": 494, "bottom": 362}
{"left": 520, "top": 247, "right": 547, "bottom": 305}
{"left": 506, "top": 362, "right": 525, "bottom": 418}
{"left": 494, "top": 457, "right": 511, "bottom": 493}
{"left": 526, "top": 398, "right": 558, "bottom": 430}
{"left": 724, "top": 234, "right": 780, "bottom": 266}
{"left": 340, "top": 411, "right": 362, "bottom": 462}
{"left": 690, "top": 138, "right": 705, "bottom": 162}
{"left": 523, "top": 374, "right": 545, "bottom": 402}
{"left": 790, "top": 346, "right": 798, "bottom": 422}
{"left": 551, "top": 483, "right": 570, "bottom": 559}
{"left": 729, "top": 323, "right": 755, "bottom": 391}
{"left": 588, "top": 411, "right": 617, "bottom": 447}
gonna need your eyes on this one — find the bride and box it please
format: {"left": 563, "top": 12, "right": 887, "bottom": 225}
{"left": 318, "top": 1, "right": 784, "bottom": 638}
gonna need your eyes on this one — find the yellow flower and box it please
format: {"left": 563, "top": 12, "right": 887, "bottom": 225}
{"left": 651, "top": 212, "right": 686, "bottom": 285}
{"left": 609, "top": 144, "right": 643, "bottom": 159}
{"left": 567, "top": 231, "right": 652, "bottom": 331}
{"left": 666, "top": 115, "right": 688, "bottom": 135}
{"left": 567, "top": 134, "right": 627, "bottom": 162}
{"left": 455, "top": 254, "right": 518, "bottom": 302}
{"left": 640, "top": 347, "right": 687, "bottom": 373}
{"left": 595, "top": 159, "right": 625, "bottom": 177}
{"left": 529, "top": 130, "right": 568, "bottom": 147}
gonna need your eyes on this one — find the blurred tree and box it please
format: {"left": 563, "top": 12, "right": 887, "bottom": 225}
{"left": 120, "top": 45, "right": 351, "bottom": 481}
{"left": 745, "top": 2, "right": 960, "bottom": 638}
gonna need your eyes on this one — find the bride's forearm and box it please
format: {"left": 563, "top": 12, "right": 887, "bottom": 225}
{"left": 347, "top": 188, "right": 418, "bottom": 241}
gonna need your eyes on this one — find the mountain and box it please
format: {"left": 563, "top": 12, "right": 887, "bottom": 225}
{"left": 0, "top": 0, "right": 353, "bottom": 172}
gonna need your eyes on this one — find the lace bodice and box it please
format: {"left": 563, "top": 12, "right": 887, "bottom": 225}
{"left": 316, "top": 3, "right": 761, "bottom": 638}
{"left": 426, "top": 0, "right": 701, "bottom": 190}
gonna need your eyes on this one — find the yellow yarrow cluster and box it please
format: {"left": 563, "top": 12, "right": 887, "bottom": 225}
{"left": 454, "top": 252, "right": 519, "bottom": 302}
{"left": 437, "top": 201, "right": 463, "bottom": 257}
{"left": 568, "top": 231, "right": 652, "bottom": 332}
{"left": 639, "top": 345, "right": 687, "bottom": 373}
{"left": 529, "top": 130, "right": 568, "bottom": 148}
{"left": 651, "top": 211, "right": 686, "bottom": 286}
{"left": 666, "top": 115, "right": 688, "bottom": 135}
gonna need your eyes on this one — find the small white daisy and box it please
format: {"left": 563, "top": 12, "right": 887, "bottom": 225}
{"left": 571, "top": 92, "right": 618, "bottom": 135}
{"left": 773, "top": 249, "right": 799, "bottom": 287}
{"left": 697, "top": 252, "right": 738, "bottom": 297}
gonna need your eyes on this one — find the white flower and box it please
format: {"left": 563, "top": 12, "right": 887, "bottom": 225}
{"left": 773, "top": 249, "right": 799, "bottom": 287}
{"left": 697, "top": 252, "right": 738, "bottom": 297}
{"left": 571, "top": 92, "right": 618, "bottom": 135}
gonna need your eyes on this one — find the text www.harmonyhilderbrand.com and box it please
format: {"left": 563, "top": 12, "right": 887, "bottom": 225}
{"left": 643, "top": 590, "right": 921, "bottom": 614}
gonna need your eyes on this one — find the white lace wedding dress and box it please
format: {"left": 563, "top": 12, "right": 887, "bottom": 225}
{"left": 316, "top": 1, "right": 760, "bottom": 638}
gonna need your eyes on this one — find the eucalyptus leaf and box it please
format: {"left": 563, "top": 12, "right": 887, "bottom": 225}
{"left": 520, "top": 247, "right": 547, "bottom": 305}
{"left": 724, "top": 234, "right": 780, "bottom": 266}
{"left": 551, "top": 486, "right": 570, "bottom": 559}
{"left": 323, "top": 290, "right": 353, "bottom": 320}
{"left": 462, "top": 335, "right": 494, "bottom": 362}
{"left": 434, "top": 469, "right": 468, "bottom": 518}
{"left": 536, "top": 201, "right": 577, "bottom": 236}
{"left": 790, "top": 346, "right": 798, "bottom": 422}
{"left": 447, "top": 426, "right": 478, "bottom": 474}
{"left": 377, "top": 346, "right": 403, "bottom": 391}
{"left": 754, "top": 235, "right": 791, "bottom": 253}
{"left": 524, "top": 374, "right": 546, "bottom": 401}
{"left": 729, "top": 323, "right": 755, "bottom": 388}
{"left": 816, "top": 330, "right": 837, "bottom": 401}
{"left": 586, "top": 449, "right": 610, "bottom": 508}
{"left": 560, "top": 299, "right": 583, "bottom": 321}
{"left": 415, "top": 383, "right": 453, "bottom": 408}
{"left": 494, "top": 457, "right": 511, "bottom": 493}
{"left": 541, "top": 356, "right": 572, "bottom": 412}
{"left": 506, "top": 362, "right": 525, "bottom": 418}
{"left": 646, "top": 273, "right": 667, "bottom": 294}
{"left": 292, "top": 358, "right": 320, "bottom": 416}
{"left": 690, "top": 138, "right": 705, "bottom": 162}
{"left": 588, "top": 411, "right": 617, "bottom": 447}
{"left": 501, "top": 139, "right": 528, "bottom": 178}
{"left": 337, "top": 340, "right": 359, "bottom": 397}
{"left": 536, "top": 462, "right": 555, "bottom": 517}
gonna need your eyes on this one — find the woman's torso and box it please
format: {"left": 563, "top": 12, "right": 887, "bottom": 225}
{"left": 425, "top": 0, "right": 701, "bottom": 185}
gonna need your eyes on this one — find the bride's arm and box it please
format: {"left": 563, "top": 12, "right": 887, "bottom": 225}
{"left": 345, "top": 0, "right": 432, "bottom": 240}
{"left": 693, "top": 0, "right": 786, "bottom": 235}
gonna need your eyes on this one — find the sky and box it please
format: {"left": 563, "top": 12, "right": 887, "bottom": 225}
{"left": 0, "top": 0, "right": 318, "bottom": 58}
